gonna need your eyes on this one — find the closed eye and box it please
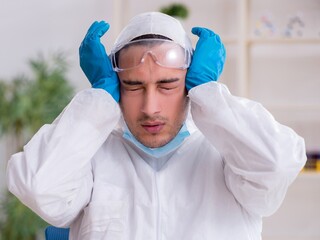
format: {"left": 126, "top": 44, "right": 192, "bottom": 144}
{"left": 159, "top": 86, "right": 177, "bottom": 90}
{"left": 121, "top": 79, "right": 144, "bottom": 92}
{"left": 158, "top": 81, "right": 180, "bottom": 90}
{"left": 124, "top": 86, "right": 143, "bottom": 92}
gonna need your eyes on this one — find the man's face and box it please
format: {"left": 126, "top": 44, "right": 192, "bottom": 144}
{"left": 118, "top": 44, "right": 188, "bottom": 148}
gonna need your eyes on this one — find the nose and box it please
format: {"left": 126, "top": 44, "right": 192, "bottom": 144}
{"left": 141, "top": 88, "right": 161, "bottom": 116}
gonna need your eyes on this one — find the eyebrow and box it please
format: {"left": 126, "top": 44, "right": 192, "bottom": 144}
{"left": 121, "top": 80, "right": 143, "bottom": 86}
{"left": 121, "top": 78, "right": 180, "bottom": 86}
{"left": 157, "top": 78, "right": 180, "bottom": 84}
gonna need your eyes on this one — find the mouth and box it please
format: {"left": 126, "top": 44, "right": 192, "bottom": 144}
{"left": 141, "top": 121, "right": 165, "bottom": 134}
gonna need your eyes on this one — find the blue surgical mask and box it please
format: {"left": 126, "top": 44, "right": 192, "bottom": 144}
{"left": 123, "top": 123, "right": 190, "bottom": 158}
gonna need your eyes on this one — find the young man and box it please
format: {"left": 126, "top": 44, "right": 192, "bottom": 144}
{"left": 7, "top": 12, "right": 306, "bottom": 240}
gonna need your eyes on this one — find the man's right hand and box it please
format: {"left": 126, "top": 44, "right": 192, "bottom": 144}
{"left": 79, "top": 21, "right": 120, "bottom": 102}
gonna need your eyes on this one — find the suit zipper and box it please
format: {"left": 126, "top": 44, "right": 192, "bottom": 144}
{"left": 154, "top": 172, "right": 162, "bottom": 240}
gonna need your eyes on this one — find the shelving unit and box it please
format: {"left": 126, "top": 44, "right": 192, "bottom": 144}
{"left": 234, "top": 1, "right": 320, "bottom": 238}
{"left": 232, "top": 0, "right": 320, "bottom": 90}
{"left": 226, "top": 0, "right": 320, "bottom": 153}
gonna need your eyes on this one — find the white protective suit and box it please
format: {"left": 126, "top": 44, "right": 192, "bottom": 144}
{"left": 7, "top": 82, "right": 306, "bottom": 240}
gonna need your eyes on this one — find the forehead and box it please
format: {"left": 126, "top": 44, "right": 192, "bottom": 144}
{"left": 117, "top": 60, "right": 187, "bottom": 84}
{"left": 118, "top": 40, "right": 182, "bottom": 55}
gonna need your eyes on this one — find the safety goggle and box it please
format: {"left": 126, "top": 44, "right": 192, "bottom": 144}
{"left": 110, "top": 39, "right": 192, "bottom": 72}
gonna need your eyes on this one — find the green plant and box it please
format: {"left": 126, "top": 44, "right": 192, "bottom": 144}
{"left": 0, "top": 193, "right": 48, "bottom": 240}
{"left": 0, "top": 53, "right": 74, "bottom": 240}
{"left": 160, "top": 3, "right": 189, "bottom": 19}
{"left": 0, "top": 53, "right": 74, "bottom": 147}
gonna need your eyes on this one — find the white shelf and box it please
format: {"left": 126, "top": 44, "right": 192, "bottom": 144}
{"left": 248, "top": 38, "right": 320, "bottom": 44}
{"left": 265, "top": 105, "right": 320, "bottom": 111}
{"left": 221, "top": 37, "right": 320, "bottom": 45}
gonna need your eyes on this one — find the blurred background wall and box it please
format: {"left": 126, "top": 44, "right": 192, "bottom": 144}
{"left": 0, "top": 0, "right": 319, "bottom": 239}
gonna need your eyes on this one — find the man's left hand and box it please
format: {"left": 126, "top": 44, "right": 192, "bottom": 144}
{"left": 186, "top": 27, "right": 226, "bottom": 91}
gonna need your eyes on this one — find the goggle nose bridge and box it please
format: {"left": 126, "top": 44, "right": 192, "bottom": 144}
{"left": 140, "top": 51, "right": 159, "bottom": 64}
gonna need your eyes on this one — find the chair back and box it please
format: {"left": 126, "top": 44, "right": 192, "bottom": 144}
{"left": 45, "top": 226, "right": 70, "bottom": 240}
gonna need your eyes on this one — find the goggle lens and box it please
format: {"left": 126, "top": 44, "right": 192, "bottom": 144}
{"left": 111, "top": 39, "right": 191, "bottom": 72}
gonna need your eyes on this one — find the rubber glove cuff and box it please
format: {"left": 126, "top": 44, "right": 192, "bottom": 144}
{"left": 93, "top": 78, "right": 120, "bottom": 102}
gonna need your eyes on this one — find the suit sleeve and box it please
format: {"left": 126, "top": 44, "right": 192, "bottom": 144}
{"left": 188, "top": 82, "right": 307, "bottom": 217}
{"left": 6, "top": 89, "right": 121, "bottom": 226}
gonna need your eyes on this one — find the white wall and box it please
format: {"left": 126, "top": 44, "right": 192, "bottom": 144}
{"left": 262, "top": 173, "right": 320, "bottom": 240}
{"left": 0, "top": 0, "right": 122, "bottom": 89}
{"left": 0, "top": 0, "right": 121, "bottom": 193}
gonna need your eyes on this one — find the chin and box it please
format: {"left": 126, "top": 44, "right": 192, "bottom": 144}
{"left": 139, "top": 135, "right": 172, "bottom": 148}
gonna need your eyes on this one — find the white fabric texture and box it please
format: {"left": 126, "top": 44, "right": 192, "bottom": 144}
{"left": 111, "top": 12, "right": 193, "bottom": 55}
{"left": 7, "top": 82, "right": 306, "bottom": 240}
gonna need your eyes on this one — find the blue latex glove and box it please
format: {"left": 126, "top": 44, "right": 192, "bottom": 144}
{"left": 79, "top": 21, "right": 120, "bottom": 102}
{"left": 186, "top": 27, "right": 226, "bottom": 91}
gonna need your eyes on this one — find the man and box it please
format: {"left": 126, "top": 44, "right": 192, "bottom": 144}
{"left": 7, "top": 12, "right": 306, "bottom": 239}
